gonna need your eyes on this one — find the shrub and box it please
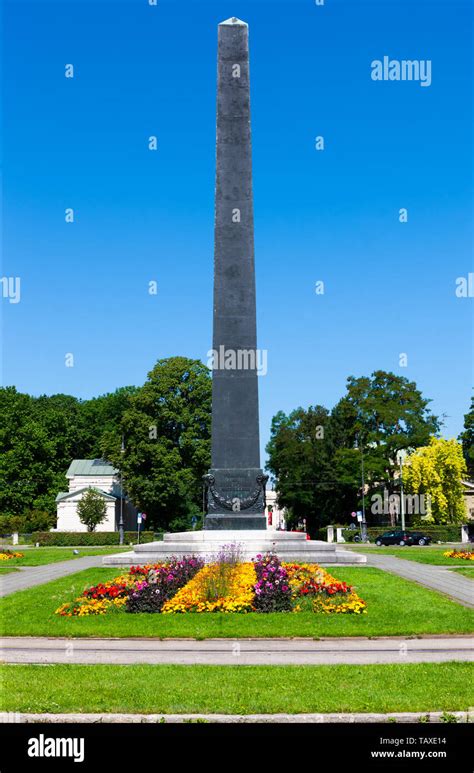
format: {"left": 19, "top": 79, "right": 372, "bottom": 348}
{"left": 341, "top": 529, "right": 359, "bottom": 543}
{"left": 23, "top": 510, "right": 55, "bottom": 531}
{"left": 0, "top": 515, "right": 25, "bottom": 534}
{"left": 0, "top": 511, "right": 55, "bottom": 534}
{"left": 30, "top": 531, "right": 156, "bottom": 546}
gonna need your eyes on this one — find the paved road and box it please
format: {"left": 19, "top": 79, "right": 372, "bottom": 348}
{"left": 364, "top": 553, "right": 474, "bottom": 607}
{"left": 0, "top": 556, "right": 106, "bottom": 597}
{"left": 1, "top": 636, "right": 472, "bottom": 665}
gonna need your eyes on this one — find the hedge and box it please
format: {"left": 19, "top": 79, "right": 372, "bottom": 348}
{"left": 340, "top": 525, "right": 462, "bottom": 543}
{"left": 29, "top": 531, "right": 157, "bottom": 546}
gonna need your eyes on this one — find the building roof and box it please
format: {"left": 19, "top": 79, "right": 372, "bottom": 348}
{"left": 56, "top": 486, "right": 118, "bottom": 502}
{"left": 66, "top": 459, "right": 118, "bottom": 478}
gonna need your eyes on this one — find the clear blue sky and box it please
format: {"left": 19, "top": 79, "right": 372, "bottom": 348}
{"left": 2, "top": 0, "right": 473, "bottom": 463}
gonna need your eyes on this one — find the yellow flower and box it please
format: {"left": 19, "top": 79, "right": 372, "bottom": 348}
{"left": 162, "top": 562, "right": 257, "bottom": 614}
{"left": 0, "top": 551, "right": 24, "bottom": 561}
{"left": 444, "top": 550, "right": 474, "bottom": 561}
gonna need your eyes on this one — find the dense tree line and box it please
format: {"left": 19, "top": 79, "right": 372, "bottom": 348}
{"left": 101, "top": 357, "right": 211, "bottom": 531}
{"left": 266, "top": 371, "right": 442, "bottom": 535}
{"left": 0, "top": 358, "right": 211, "bottom": 530}
{"left": 0, "top": 386, "right": 132, "bottom": 515}
{"left": 1, "top": 361, "right": 471, "bottom": 535}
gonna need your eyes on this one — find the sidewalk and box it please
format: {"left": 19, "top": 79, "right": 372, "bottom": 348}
{"left": 1, "top": 635, "right": 472, "bottom": 665}
{"left": 0, "top": 556, "right": 106, "bottom": 597}
{"left": 364, "top": 554, "right": 474, "bottom": 607}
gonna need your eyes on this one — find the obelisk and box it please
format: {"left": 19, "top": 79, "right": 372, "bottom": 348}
{"left": 204, "top": 18, "right": 267, "bottom": 530}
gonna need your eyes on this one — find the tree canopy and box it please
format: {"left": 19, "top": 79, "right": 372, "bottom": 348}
{"left": 459, "top": 392, "right": 474, "bottom": 478}
{"left": 404, "top": 438, "right": 467, "bottom": 524}
{"left": 77, "top": 488, "right": 108, "bottom": 532}
{"left": 266, "top": 371, "right": 440, "bottom": 535}
{"left": 0, "top": 385, "right": 138, "bottom": 516}
{"left": 101, "top": 357, "right": 211, "bottom": 531}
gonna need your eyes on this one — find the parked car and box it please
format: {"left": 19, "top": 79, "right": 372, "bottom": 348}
{"left": 374, "top": 530, "right": 432, "bottom": 547}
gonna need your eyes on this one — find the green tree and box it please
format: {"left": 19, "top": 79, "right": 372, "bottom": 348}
{"left": 101, "top": 357, "right": 211, "bottom": 531}
{"left": 332, "top": 370, "right": 440, "bottom": 504}
{"left": 80, "top": 387, "right": 139, "bottom": 456}
{"left": 459, "top": 393, "right": 474, "bottom": 478}
{"left": 0, "top": 386, "right": 138, "bottom": 516}
{"left": 266, "top": 406, "right": 359, "bottom": 535}
{"left": 266, "top": 371, "right": 440, "bottom": 535}
{"left": 77, "top": 489, "right": 108, "bottom": 532}
{"left": 404, "top": 438, "right": 467, "bottom": 524}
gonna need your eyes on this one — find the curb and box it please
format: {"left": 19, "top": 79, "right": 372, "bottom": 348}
{"left": 0, "top": 711, "right": 471, "bottom": 724}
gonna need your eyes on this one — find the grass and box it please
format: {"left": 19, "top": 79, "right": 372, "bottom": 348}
{"left": 346, "top": 545, "right": 473, "bottom": 566}
{"left": 450, "top": 567, "right": 474, "bottom": 578}
{"left": 1, "top": 662, "right": 471, "bottom": 714}
{"left": 0, "top": 566, "right": 20, "bottom": 574}
{"left": 0, "top": 547, "right": 130, "bottom": 567}
{"left": 1, "top": 566, "right": 472, "bottom": 638}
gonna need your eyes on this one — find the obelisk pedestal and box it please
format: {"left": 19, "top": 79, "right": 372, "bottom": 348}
{"left": 204, "top": 18, "right": 267, "bottom": 530}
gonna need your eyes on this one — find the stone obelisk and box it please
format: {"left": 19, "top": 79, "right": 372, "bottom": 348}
{"left": 204, "top": 18, "right": 267, "bottom": 530}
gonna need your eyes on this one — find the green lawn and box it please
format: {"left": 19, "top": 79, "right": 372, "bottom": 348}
{"left": 347, "top": 545, "right": 473, "bottom": 566}
{"left": 1, "top": 566, "right": 472, "bottom": 638}
{"left": 0, "top": 566, "right": 20, "bottom": 574}
{"left": 450, "top": 566, "right": 474, "bottom": 578}
{"left": 1, "top": 663, "right": 471, "bottom": 714}
{"left": 0, "top": 547, "right": 129, "bottom": 567}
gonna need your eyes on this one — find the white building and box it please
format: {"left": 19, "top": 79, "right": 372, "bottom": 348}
{"left": 56, "top": 459, "right": 135, "bottom": 532}
{"left": 265, "top": 489, "right": 287, "bottom": 530}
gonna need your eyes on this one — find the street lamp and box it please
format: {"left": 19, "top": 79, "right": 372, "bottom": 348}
{"left": 396, "top": 449, "right": 408, "bottom": 532}
{"left": 119, "top": 435, "right": 125, "bottom": 546}
{"left": 360, "top": 448, "right": 368, "bottom": 542}
{"left": 354, "top": 435, "right": 368, "bottom": 543}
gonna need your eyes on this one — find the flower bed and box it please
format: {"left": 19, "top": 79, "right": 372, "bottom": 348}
{"left": 162, "top": 562, "right": 256, "bottom": 613}
{"left": 443, "top": 550, "right": 474, "bottom": 562}
{"left": 0, "top": 550, "right": 24, "bottom": 561}
{"left": 55, "top": 558, "right": 203, "bottom": 616}
{"left": 284, "top": 562, "right": 367, "bottom": 614}
{"left": 55, "top": 551, "right": 367, "bottom": 617}
{"left": 126, "top": 557, "right": 204, "bottom": 613}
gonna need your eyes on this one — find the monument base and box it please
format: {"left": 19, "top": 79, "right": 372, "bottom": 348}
{"left": 204, "top": 514, "right": 267, "bottom": 530}
{"left": 203, "top": 468, "right": 268, "bottom": 528}
{"left": 103, "top": 529, "right": 367, "bottom": 566}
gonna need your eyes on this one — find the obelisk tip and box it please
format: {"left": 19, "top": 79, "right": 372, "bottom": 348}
{"left": 219, "top": 17, "right": 248, "bottom": 27}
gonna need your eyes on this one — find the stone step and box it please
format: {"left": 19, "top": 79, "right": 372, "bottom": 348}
{"left": 103, "top": 549, "right": 366, "bottom": 566}
{"left": 135, "top": 539, "right": 336, "bottom": 554}
{"left": 162, "top": 530, "right": 308, "bottom": 543}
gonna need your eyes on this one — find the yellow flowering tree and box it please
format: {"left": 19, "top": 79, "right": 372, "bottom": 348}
{"left": 404, "top": 438, "right": 467, "bottom": 524}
